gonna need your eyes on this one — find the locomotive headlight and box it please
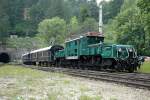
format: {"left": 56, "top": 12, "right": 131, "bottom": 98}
{"left": 118, "top": 48, "right": 122, "bottom": 52}
{"left": 129, "top": 48, "right": 133, "bottom": 52}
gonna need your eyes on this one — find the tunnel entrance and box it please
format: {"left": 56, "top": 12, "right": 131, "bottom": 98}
{"left": 0, "top": 52, "right": 10, "bottom": 63}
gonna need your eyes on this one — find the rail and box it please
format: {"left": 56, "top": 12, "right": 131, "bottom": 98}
{"left": 23, "top": 65, "right": 150, "bottom": 90}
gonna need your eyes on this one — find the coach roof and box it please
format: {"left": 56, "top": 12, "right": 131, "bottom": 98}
{"left": 30, "top": 46, "right": 52, "bottom": 54}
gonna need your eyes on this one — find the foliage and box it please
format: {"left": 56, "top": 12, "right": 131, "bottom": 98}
{"left": 0, "top": 0, "right": 149, "bottom": 56}
{"left": 0, "top": 0, "right": 10, "bottom": 42}
{"left": 116, "top": 8, "right": 146, "bottom": 54}
{"left": 103, "top": 0, "right": 124, "bottom": 24}
{"left": 7, "top": 37, "right": 46, "bottom": 51}
{"left": 0, "top": 15, "right": 10, "bottom": 42}
{"left": 81, "top": 18, "right": 98, "bottom": 33}
{"left": 138, "top": 61, "right": 150, "bottom": 73}
{"left": 68, "top": 16, "right": 80, "bottom": 36}
{"left": 80, "top": 3, "right": 90, "bottom": 22}
{"left": 137, "top": 0, "right": 150, "bottom": 55}
{"left": 36, "top": 16, "right": 98, "bottom": 46}
{"left": 79, "top": 0, "right": 99, "bottom": 22}
{"left": 137, "top": 0, "right": 150, "bottom": 13}
{"left": 38, "top": 17, "right": 67, "bottom": 45}
{"left": 104, "top": 0, "right": 150, "bottom": 55}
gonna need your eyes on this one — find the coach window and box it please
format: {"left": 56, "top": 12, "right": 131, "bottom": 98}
{"left": 40, "top": 52, "right": 42, "bottom": 57}
{"left": 45, "top": 51, "right": 48, "bottom": 57}
{"left": 43, "top": 51, "right": 47, "bottom": 57}
{"left": 36, "top": 53, "right": 37, "bottom": 58}
{"left": 33, "top": 53, "right": 36, "bottom": 58}
{"left": 43, "top": 52, "right": 44, "bottom": 57}
{"left": 43, "top": 52, "right": 45, "bottom": 57}
{"left": 75, "top": 40, "right": 77, "bottom": 45}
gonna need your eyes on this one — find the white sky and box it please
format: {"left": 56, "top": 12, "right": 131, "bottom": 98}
{"left": 96, "top": 0, "right": 111, "bottom": 4}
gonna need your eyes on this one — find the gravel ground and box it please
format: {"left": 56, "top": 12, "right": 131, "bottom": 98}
{"left": 74, "top": 77, "right": 150, "bottom": 100}
{"left": 0, "top": 65, "right": 150, "bottom": 100}
{"left": 0, "top": 75, "right": 150, "bottom": 100}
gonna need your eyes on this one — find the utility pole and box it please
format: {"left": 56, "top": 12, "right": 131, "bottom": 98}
{"left": 99, "top": 1, "right": 103, "bottom": 34}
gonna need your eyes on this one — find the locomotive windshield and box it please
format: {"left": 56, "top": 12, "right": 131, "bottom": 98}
{"left": 128, "top": 48, "right": 136, "bottom": 58}
{"left": 117, "top": 46, "right": 137, "bottom": 59}
{"left": 117, "top": 47, "right": 128, "bottom": 58}
{"left": 87, "top": 36, "right": 104, "bottom": 45}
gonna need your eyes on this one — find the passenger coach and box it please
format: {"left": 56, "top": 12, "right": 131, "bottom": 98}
{"left": 22, "top": 45, "right": 63, "bottom": 66}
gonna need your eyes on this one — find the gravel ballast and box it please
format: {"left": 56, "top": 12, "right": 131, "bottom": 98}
{"left": 0, "top": 65, "right": 150, "bottom": 100}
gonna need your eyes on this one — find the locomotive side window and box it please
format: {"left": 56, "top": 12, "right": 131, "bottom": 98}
{"left": 75, "top": 40, "right": 77, "bottom": 45}
{"left": 75, "top": 49, "right": 77, "bottom": 56}
{"left": 88, "top": 36, "right": 103, "bottom": 45}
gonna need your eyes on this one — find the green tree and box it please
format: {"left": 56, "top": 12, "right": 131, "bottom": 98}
{"left": 104, "top": 0, "right": 150, "bottom": 55}
{"left": 103, "top": 0, "right": 124, "bottom": 24}
{"left": 81, "top": 18, "right": 98, "bottom": 33}
{"left": 38, "top": 17, "right": 67, "bottom": 45}
{"left": 80, "top": 4, "right": 90, "bottom": 22}
{"left": 87, "top": 0, "right": 99, "bottom": 21}
{"left": 68, "top": 16, "right": 80, "bottom": 36}
{"left": 0, "top": 0, "right": 10, "bottom": 42}
{"left": 116, "top": 9, "right": 145, "bottom": 54}
{"left": 0, "top": 16, "right": 10, "bottom": 43}
{"left": 137, "top": 0, "right": 150, "bottom": 55}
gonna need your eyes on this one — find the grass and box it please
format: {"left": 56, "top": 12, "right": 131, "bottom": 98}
{"left": 79, "top": 95, "right": 102, "bottom": 100}
{"left": 0, "top": 64, "right": 66, "bottom": 78}
{"left": 48, "top": 91, "right": 62, "bottom": 100}
{"left": 0, "top": 65, "right": 66, "bottom": 99}
{"left": 0, "top": 64, "right": 104, "bottom": 100}
{"left": 138, "top": 61, "right": 150, "bottom": 73}
{"left": 110, "top": 97, "right": 117, "bottom": 100}
{"left": 0, "top": 64, "right": 48, "bottom": 77}
{"left": 80, "top": 85, "right": 90, "bottom": 93}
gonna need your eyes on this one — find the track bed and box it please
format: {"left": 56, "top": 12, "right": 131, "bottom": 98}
{"left": 24, "top": 65, "right": 150, "bottom": 90}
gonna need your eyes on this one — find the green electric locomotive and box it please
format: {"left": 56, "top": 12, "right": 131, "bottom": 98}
{"left": 55, "top": 32, "right": 139, "bottom": 72}
{"left": 22, "top": 32, "right": 141, "bottom": 72}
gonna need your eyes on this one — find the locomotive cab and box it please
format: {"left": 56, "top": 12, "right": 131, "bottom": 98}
{"left": 86, "top": 32, "right": 104, "bottom": 45}
{"left": 114, "top": 45, "right": 139, "bottom": 72}
{"left": 116, "top": 45, "right": 137, "bottom": 59}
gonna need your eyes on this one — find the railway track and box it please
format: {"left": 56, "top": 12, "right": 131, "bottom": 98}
{"left": 23, "top": 65, "right": 150, "bottom": 90}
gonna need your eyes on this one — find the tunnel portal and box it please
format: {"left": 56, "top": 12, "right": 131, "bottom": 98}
{"left": 0, "top": 52, "right": 10, "bottom": 63}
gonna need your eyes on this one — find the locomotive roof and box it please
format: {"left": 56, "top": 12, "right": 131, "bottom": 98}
{"left": 116, "top": 44, "right": 134, "bottom": 48}
{"left": 65, "top": 32, "right": 104, "bottom": 43}
{"left": 110, "top": 44, "right": 134, "bottom": 48}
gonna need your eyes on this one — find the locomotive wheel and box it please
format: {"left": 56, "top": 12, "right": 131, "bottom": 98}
{"left": 115, "top": 62, "right": 122, "bottom": 72}
{"left": 128, "top": 66, "right": 134, "bottom": 73}
{"left": 128, "top": 68, "right": 134, "bottom": 73}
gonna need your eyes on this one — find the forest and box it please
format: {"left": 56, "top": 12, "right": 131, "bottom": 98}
{"left": 0, "top": 0, "right": 149, "bottom": 56}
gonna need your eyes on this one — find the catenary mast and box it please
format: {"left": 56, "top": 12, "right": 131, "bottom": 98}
{"left": 99, "top": 1, "right": 103, "bottom": 34}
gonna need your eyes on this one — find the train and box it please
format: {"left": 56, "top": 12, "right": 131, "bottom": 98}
{"left": 22, "top": 32, "right": 142, "bottom": 72}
